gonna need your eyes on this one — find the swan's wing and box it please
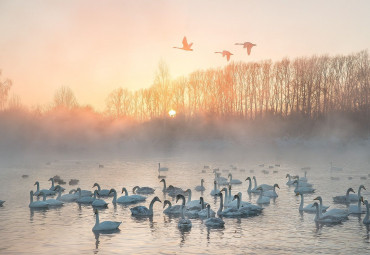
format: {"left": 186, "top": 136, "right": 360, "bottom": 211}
{"left": 226, "top": 54, "right": 230, "bottom": 61}
{"left": 247, "top": 45, "right": 252, "bottom": 55}
{"left": 182, "top": 37, "right": 188, "bottom": 47}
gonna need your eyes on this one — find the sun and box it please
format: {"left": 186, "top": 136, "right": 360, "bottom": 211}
{"left": 168, "top": 109, "right": 176, "bottom": 117}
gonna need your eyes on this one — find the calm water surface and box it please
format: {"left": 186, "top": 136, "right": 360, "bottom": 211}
{"left": 0, "top": 155, "right": 369, "bottom": 254}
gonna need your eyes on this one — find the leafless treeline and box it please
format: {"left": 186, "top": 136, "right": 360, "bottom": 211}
{"left": 106, "top": 51, "right": 369, "bottom": 123}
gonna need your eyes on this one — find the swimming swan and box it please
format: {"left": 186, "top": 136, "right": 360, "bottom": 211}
{"left": 210, "top": 180, "right": 220, "bottom": 196}
{"left": 262, "top": 184, "right": 280, "bottom": 197}
{"left": 333, "top": 188, "right": 356, "bottom": 203}
{"left": 38, "top": 191, "right": 64, "bottom": 206}
{"left": 92, "top": 183, "right": 112, "bottom": 197}
{"left": 163, "top": 200, "right": 181, "bottom": 215}
{"left": 76, "top": 188, "right": 95, "bottom": 204}
{"left": 293, "top": 180, "right": 315, "bottom": 194}
{"left": 312, "top": 202, "right": 344, "bottom": 224}
{"left": 314, "top": 196, "right": 349, "bottom": 220}
{"left": 132, "top": 186, "right": 155, "bottom": 195}
{"left": 111, "top": 188, "right": 146, "bottom": 204}
{"left": 297, "top": 193, "right": 328, "bottom": 213}
{"left": 228, "top": 173, "right": 242, "bottom": 184}
{"left": 176, "top": 194, "right": 192, "bottom": 229}
{"left": 348, "top": 196, "right": 365, "bottom": 214}
{"left": 34, "top": 181, "right": 56, "bottom": 196}
{"left": 130, "top": 196, "right": 161, "bottom": 216}
{"left": 92, "top": 190, "right": 108, "bottom": 208}
{"left": 216, "top": 192, "right": 241, "bottom": 217}
{"left": 363, "top": 200, "right": 370, "bottom": 224}
{"left": 198, "top": 197, "right": 215, "bottom": 218}
{"left": 29, "top": 191, "right": 48, "bottom": 208}
{"left": 204, "top": 204, "right": 224, "bottom": 228}
{"left": 92, "top": 209, "right": 121, "bottom": 231}
{"left": 195, "top": 179, "right": 206, "bottom": 191}
{"left": 256, "top": 187, "right": 270, "bottom": 204}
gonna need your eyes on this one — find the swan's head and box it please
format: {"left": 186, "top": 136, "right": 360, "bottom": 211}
{"left": 232, "top": 194, "right": 240, "bottom": 201}
{"left": 274, "top": 184, "right": 280, "bottom": 189}
{"left": 214, "top": 180, "right": 217, "bottom": 185}
{"left": 313, "top": 196, "right": 322, "bottom": 202}
{"left": 132, "top": 186, "right": 140, "bottom": 193}
{"left": 94, "top": 209, "right": 98, "bottom": 215}
{"left": 69, "top": 189, "right": 76, "bottom": 194}
{"left": 292, "top": 180, "right": 298, "bottom": 185}
{"left": 359, "top": 185, "right": 366, "bottom": 190}
{"left": 176, "top": 194, "right": 185, "bottom": 203}
{"left": 253, "top": 176, "right": 256, "bottom": 180}
{"left": 160, "top": 179, "right": 165, "bottom": 183}
{"left": 245, "top": 177, "right": 251, "bottom": 181}
{"left": 30, "top": 190, "right": 34, "bottom": 196}
{"left": 199, "top": 197, "right": 204, "bottom": 203}
{"left": 348, "top": 188, "right": 355, "bottom": 193}
{"left": 108, "top": 189, "right": 116, "bottom": 195}
{"left": 152, "top": 196, "right": 161, "bottom": 203}
{"left": 221, "top": 187, "right": 227, "bottom": 193}
{"left": 286, "top": 174, "right": 290, "bottom": 178}
{"left": 121, "top": 187, "right": 127, "bottom": 194}
{"left": 48, "top": 177, "right": 53, "bottom": 181}
{"left": 53, "top": 185, "right": 61, "bottom": 191}
{"left": 206, "top": 204, "right": 211, "bottom": 209}
{"left": 34, "top": 181, "right": 39, "bottom": 186}
{"left": 228, "top": 185, "right": 232, "bottom": 190}
{"left": 163, "top": 200, "right": 171, "bottom": 208}
{"left": 216, "top": 192, "right": 222, "bottom": 197}
{"left": 201, "top": 179, "right": 204, "bottom": 183}
{"left": 228, "top": 173, "right": 232, "bottom": 177}
{"left": 185, "top": 189, "right": 191, "bottom": 195}
{"left": 295, "top": 192, "right": 300, "bottom": 196}
{"left": 92, "top": 183, "right": 99, "bottom": 188}
{"left": 76, "top": 188, "right": 81, "bottom": 192}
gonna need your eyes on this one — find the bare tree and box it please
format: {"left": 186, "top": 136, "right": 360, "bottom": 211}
{"left": 53, "top": 86, "right": 78, "bottom": 110}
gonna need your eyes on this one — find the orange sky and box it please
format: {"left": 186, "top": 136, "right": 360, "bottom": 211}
{"left": 0, "top": 0, "right": 369, "bottom": 110}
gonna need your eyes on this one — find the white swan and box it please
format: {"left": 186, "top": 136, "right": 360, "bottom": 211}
{"left": 297, "top": 193, "right": 328, "bottom": 213}
{"left": 38, "top": 191, "right": 64, "bottom": 206}
{"left": 293, "top": 180, "right": 315, "bottom": 194}
{"left": 34, "top": 181, "right": 56, "bottom": 196}
{"left": 363, "top": 200, "right": 370, "bottom": 224}
{"left": 198, "top": 197, "right": 215, "bottom": 218}
{"left": 348, "top": 196, "right": 365, "bottom": 214}
{"left": 299, "top": 171, "right": 308, "bottom": 182}
{"left": 163, "top": 200, "right": 181, "bottom": 215}
{"left": 347, "top": 185, "right": 366, "bottom": 202}
{"left": 215, "top": 172, "right": 228, "bottom": 185}
{"left": 228, "top": 173, "right": 242, "bottom": 184}
{"left": 262, "top": 184, "right": 280, "bottom": 197}
{"left": 114, "top": 188, "right": 146, "bottom": 204}
{"left": 286, "top": 174, "right": 295, "bottom": 186}
{"left": 256, "top": 187, "right": 270, "bottom": 204}
{"left": 158, "top": 163, "right": 169, "bottom": 172}
{"left": 225, "top": 192, "right": 251, "bottom": 208}
{"left": 245, "top": 177, "right": 253, "bottom": 193}
{"left": 132, "top": 186, "right": 155, "bottom": 195}
{"left": 216, "top": 192, "right": 241, "bottom": 217}
{"left": 314, "top": 196, "right": 349, "bottom": 220}
{"left": 293, "top": 176, "right": 313, "bottom": 187}
{"left": 92, "top": 209, "right": 121, "bottom": 231}
{"left": 76, "top": 188, "right": 95, "bottom": 204}
{"left": 92, "top": 183, "right": 112, "bottom": 197}
{"left": 184, "top": 189, "right": 205, "bottom": 210}
{"left": 49, "top": 178, "right": 65, "bottom": 192}
{"left": 195, "top": 179, "right": 206, "bottom": 191}
{"left": 312, "top": 202, "right": 344, "bottom": 224}
{"left": 92, "top": 190, "right": 108, "bottom": 208}
{"left": 232, "top": 194, "right": 263, "bottom": 216}
{"left": 253, "top": 176, "right": 274, "bottom": 191}
{"left": 130, "top": 196, "right": 161, "bottom": 216}
{"left": 333, "top": 188, "right": 355, "bottom": 203}
{"left": 176, "top": 194, "right": 192, "bottom": 229}
{"left": 29, "top": 191, "right": 48, "bottom": 208}
{"left": 56, "top": 187, "right": 77, "bottom": 202}
{"left": 204, "top": 204, "right": 224, "bottom": 228}
{"left": 210, "top": 180, "right": 220, "bottom": 196}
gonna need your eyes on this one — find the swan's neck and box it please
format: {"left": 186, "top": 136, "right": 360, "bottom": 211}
{"left": 299, "top": 194, "right": 304, "bottom": 211}
{"left": 187, "top": 190, "right": 192, "bottom": 203}
{"left": 218, "top": 195, "right": 223, "bottom": 214}
{"left": 123, "top": 188, "right": 128, "bottom": 196}
{"left": 357, "top": 199, "right": 362, "bottom": 210}
{"left": 112, "top": 190, "right": 117, "bottom": 203}
{"left": 158, "top": 163, "right": 160, "bottom": 170}
{"left": 258, "top": 191, "right": 263, "bottom": 200}
{"left": 96, "top": 184, "right": 101, "bottom": 191}
{"left": 213, "top": 182, "right": 217, "bottom": 191}
{"left": 50, "top": 179, "right": 54, "bottom": 189}
{"left": 236, "top": 197, "right": 240, "bottom": 209}
{"left": 346, "top": 189, "right": 352, "bottom": 201}
{"left": 247, "top": 179, "right": 251, "bottom": 192}
{"left": 162, "top": 180, "right": 166, "bottom": 191}
{"left": 201, "top": 180, "right": 204, "bottom": 188}
{"left": 95, "top": 213, "right": 99, "bottom": 226}
{"left": 229, "top": 174, "right": 232, "bottom": 181}
{"left": 78, "top": 190, "right": 82, "bottom": 199}
{"left": 253, "top": 177, "right": 257, "bottom": 188}
{"left": 36, "top": 183, "right": 40, "bottom": 192}
{"left": 57, "top": 190, "right": 62, "bottom": 199}
{"left": 288, "top": 175, "right": 291, "bottom": 182}
{"left": 165, "top": 201, "right": 172, "bottom": 208}
{"left": 42, "top": 193, "right": 47, "bottom": 201}
{"left": 358, "top": 187, "right": 362, "bottom": 197}
{"left": 207, "top": 206, "right": 210, "bottom": 218}
{"left": 314, "top": 205, "right": 320, "bottom": 221}
{"left": 94, "top": 191, "right": 98, "bottom": 199}
{"left": 364, "top": 203, "right": 369, "bottom": 221}
{"left": 180, "top": 204, "right": 185, "bottom": 219}
{"left": 228, "top": 188, "right": 231, "bottom": 201}
{"left": 200, "top": 199, "right": 205, "bottom": 209}
{"left": 30, "top": 192, "right": 33, "bottom": 203}
{"left": 149, "top": 199, "right": 156, "bottom": 213}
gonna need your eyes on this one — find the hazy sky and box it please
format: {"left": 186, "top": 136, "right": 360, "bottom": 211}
{"left": 1, "top": 0, "right": 369, "bottom": 110}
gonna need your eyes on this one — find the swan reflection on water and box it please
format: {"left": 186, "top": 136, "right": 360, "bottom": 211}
{"left": 93, "top": 229, "right": 120, "bottom": 251}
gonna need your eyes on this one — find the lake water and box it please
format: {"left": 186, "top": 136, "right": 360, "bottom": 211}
{"left": 0, "top": 154, "right": 369, "bottom": 254}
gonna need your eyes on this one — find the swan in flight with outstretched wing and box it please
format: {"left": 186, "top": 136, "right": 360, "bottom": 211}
{"left": 215, "top": 50, "right": 233, "bottom": 61}
{"left": 235, "top": 42, "right": 256, "bottom": 55}
{"left": 173, "top": 36, "right": 193, "bottom": 51}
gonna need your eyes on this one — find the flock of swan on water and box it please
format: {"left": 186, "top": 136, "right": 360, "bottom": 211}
{"left": 1, "top": 162, "right": 369, "bottom": 232}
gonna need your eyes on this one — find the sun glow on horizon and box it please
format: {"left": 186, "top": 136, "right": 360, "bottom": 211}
{"left": 169, "top": 109, "right": 176, "bottom": 117}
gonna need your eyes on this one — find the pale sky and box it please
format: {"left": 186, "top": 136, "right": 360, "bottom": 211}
{"left": 0, "top": 0, "right": 369, "bottom": 110}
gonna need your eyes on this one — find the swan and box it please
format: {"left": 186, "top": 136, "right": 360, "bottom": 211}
{"left": 245, "top": 177, "right": 254, "bottom": 193}
{"left": 347, "top": 185, "right": 366, "bottom": 202}
{"left": 0, "top": 200, "right": 5, "bottom": 206}
{"left": 195, "top": 179, "right": 206, "bottom": 191}
{"left": 262, "top": 184, "right": 280, "bottom": 197}
{"left": 56, "top": 186, "right": 77, "bottom": 202}
{"left": 92, "top": 190, "right": 108, "bottom": 208}
{"left": 29, "top": 191, "right": 48, "bottom": 208}
{"left": 92, "top": 209, "right": 121, "bottom": 231}
{"left": 49, "top": 178, "right": 65, "bottom": 192}
{"left": 297, "top": 193, "right": 328, "bottom": 213}
{"left": 173, "top": 36, "right": 193, "bottom": 51}
{"left": 158, "top": 163, "right": 169, "bottom": 172}
{"left": 314, "top": 196, "right": 349, "bottom": 220}
{"left": 176, "top": 194, "right": 192, "bottom": 229}
{"left": 214, "top": 50, "right": 233, "bottom": 61}
{"left": 228, "top": 173, "right": 242, "bottom": 184}
{"left": 38, "top": 191, "right": 64, "bottom": 206}
{"left": 215, "top": 173, "right": 228, "bottom": 185}
{"left": 130, "top": 196, "right": 161, "bottom": 216}
{"left": 293, "top": 180, "right": 315, "bottom": 194}
{"left": 210, "top": 180, "right": 220, "bottom": 196}
{"left": 293, "top": 176, "right": 313, "bottom": 187}
{"left": 216, "top": 192, "right": 241, "bottom": 217}
{"left": 333, "top": 188, "right": 356, "bottom": 203}
{"left": 363, "top": 200, "right": 370, "bottom": 224}
{"left": 235, "top": 42, "right": 256, "bottom": 55}
{"left": 299, "top": 171, "right": 308, "bottom": 182}
{"left": 198, "top": 197, "right": 215, "bottom": 218}
{"left": 92, "top": 183, "right": 112, "bottom": 197}
{"left": 76, "top": 188, "right": 95, "bottom": 204}
{"left": 160, "top": 179, "right": 171, "bottom": 193}
{"left": 163, "top": 200, "right": 181, "bottom": 215}
{"left": 110, "top": 188, "right": 146, "bottom": 204}
{"left": 133, "top": 186, "right": 155, "bottom": 195}
{"left": 34, "top": 181, "right": 56, "bottom": 196}
{"left": 232, "top": 194, "right": 262, "bottom": 216}
{"left": 312, "top": 202, "right": 344, "bottom": 224}
{"left": 348, "top": 197, "right": 365, "bottom": 214}
{"left": 256, "top": 187, "right": 270, "bottom": 204}
{"left": 249, "top": 176, "right": 261, "bottom": 193}
{"left": 184, "top": 189, "right": 205, "bottom": 210}
{"left": 226, "top": 192, "right": 254, "bottom": 209}
{"left": 286, "top": 174, "right": 295, "bottom": 186}
{"left": 204, "top": 204, "right": 225, "bottom": 228}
